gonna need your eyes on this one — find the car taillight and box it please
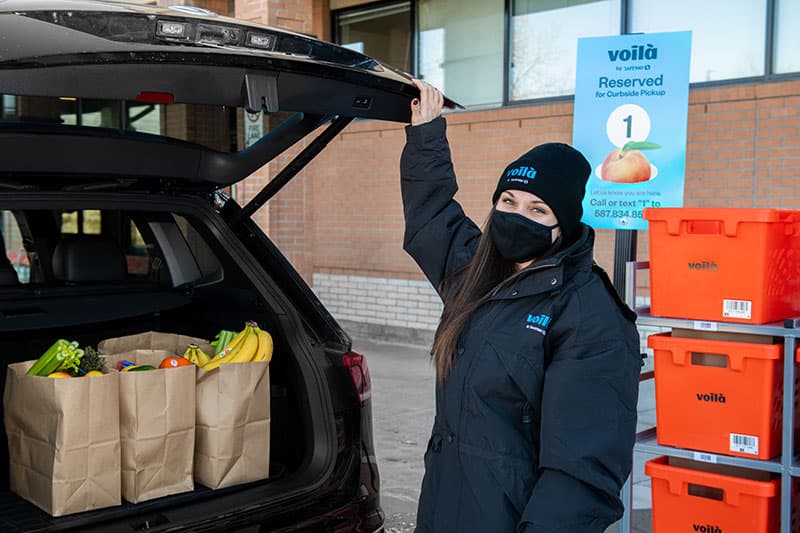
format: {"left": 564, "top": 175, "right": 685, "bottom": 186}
{"left": 136, "top": 91, "right": 175, "bottom": 104}
{"left": 342, "top": 351, "right": 372, "bottom": 406}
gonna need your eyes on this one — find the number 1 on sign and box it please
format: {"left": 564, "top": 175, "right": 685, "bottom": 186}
{"left": 606, "top": 104, "right": 651, "bottom": 147}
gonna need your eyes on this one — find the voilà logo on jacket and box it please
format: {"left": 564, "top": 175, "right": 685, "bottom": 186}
{"left": 525, "top": 313, "right": 551, "bottom": 335}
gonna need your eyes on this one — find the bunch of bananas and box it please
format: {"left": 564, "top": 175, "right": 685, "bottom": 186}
{"left": 201, "top": 321, "right": 272, "bottom": 371}
{"left": 210, "top": 330, "right": 237, "bottom": 356}
{"left": 182, "top": 344, "right": 211, "bottom": 366}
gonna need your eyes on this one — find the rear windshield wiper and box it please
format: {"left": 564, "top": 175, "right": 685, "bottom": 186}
{"left": 61, "top": 179, "right": 138, "bottom": 191}
{"left": 0, "top": 180, "right": 36, "bottom": 191}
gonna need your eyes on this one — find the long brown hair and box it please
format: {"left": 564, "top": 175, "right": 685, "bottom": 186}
{"left": 431, "top": 210, "right": 563, "bottom": 382}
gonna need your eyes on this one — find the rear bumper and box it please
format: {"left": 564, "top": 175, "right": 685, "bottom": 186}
{"left": 269, "top": 498, "right": 384, "bottom": 533}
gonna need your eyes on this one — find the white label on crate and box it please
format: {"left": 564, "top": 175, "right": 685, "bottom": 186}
{"left": 722, "top": 299, "right": 752, "bottom": 320}
{"left": 694, "top": 321, "right": 718, "bottom": 331}
{"left": 692, "top": 451, "right": 718, "bottom": 464}
{"left": 730, "top": 433, "right": 759, "bottom": 455}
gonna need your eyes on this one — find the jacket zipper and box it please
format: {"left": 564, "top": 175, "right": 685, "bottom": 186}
{"left": 522, "top": 402, "right": 534, "bottom": 425}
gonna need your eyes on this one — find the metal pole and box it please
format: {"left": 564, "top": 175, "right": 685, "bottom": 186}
{"left": 780, "top": 319, "right": 799, "bottom": 532}
{"left": 620, "top": 474, "right": 633, "bottom": 533}
{"left": 613, "top": 229, "right": 638, "bottom": 300}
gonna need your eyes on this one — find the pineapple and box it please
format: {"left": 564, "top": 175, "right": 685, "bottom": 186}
{"left": 79, "top": 346, "right": 108, "bottom": 375}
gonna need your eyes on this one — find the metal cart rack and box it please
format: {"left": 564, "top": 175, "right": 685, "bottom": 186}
{"left": 620, "top": 261, "right": 800, "bottom": 533}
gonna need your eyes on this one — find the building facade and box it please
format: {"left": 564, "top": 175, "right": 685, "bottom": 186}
{"left": 252, "top": 0, "right": 799, "bottom": 344}
{"left": 3, "top": 0, "right": 797, "bottom": 345}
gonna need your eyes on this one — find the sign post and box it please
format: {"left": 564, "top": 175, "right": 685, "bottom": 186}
{"left": 236, "top": 110, "right": 264, "bottom": 202}
{"left": 243, "top": 110, "right": 263, "bottom": 149}
{"left": 572, "top": 31, "right": 692, "bottom": 297}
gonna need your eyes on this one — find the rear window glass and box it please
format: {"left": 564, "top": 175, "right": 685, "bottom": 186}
{"left": 1, "top": 93, "right": 296, "bottom": 153}
{"left": 0, "top": 208, "right": 227, "bottom": 289}
{"left": 61, "top": 209, "right": 101, "bottom": 235}
{"left": 1, "top": 211, "right": 29, "bottom": 284}
{"left": 58, "top": 209, "right": 159, "bottom": 279}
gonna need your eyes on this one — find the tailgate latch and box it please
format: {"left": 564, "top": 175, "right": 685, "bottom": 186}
{"left": 243, "top": 72, "right": 279, "bottom": 114}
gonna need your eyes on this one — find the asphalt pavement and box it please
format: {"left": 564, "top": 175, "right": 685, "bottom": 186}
{"left": 352, "top": 336, "right": 656, "bottom": 533}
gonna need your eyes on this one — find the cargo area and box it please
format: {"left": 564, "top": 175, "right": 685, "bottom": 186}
{"left": 0, "top": 194, "right": 344, "bottom": 531}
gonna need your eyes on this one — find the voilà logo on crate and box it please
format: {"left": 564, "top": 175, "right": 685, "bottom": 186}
{"left": 696, "top": 392, "right": 725, "bottom": 403}
{"left": 687, "top": 260, "right": 718, "bottom": 271}
{"left": 692, "top": 524, "right": 722, "bottom": 533}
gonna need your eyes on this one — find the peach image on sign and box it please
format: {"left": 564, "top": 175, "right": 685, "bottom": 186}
{"left": 596, "top": 141, "right": 661, "bottom": 184}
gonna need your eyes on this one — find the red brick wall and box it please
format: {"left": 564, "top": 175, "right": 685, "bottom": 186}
{"left": 224, "top": 0, "right": 799, "bottom": 293}
{"left": 232, "top": 0, "right": 317, "bottom": 279}
{"left": 307, "top": 80, "right": 800, "bottom": 285}
{"left": 687, "top": 83, "right": 800, "bottom": 210}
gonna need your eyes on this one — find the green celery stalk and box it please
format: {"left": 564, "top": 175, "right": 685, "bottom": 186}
{"left": 27, "top": 340, "right": 70, "bottom": 376}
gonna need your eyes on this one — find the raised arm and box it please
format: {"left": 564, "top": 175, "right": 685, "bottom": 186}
{"left": 400, "top": 80, "right": 481, "bottom": 293}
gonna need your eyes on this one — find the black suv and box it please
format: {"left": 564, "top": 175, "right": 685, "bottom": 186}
{"left": 0, "top": 1, "right": 456, "bottom": 531}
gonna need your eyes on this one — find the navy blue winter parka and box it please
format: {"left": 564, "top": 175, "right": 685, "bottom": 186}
{"left": 401, "top": 117, "right": 641, "bottom": 533}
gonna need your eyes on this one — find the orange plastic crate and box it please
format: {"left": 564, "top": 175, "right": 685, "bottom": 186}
{"left": 646, "top": 456, "right": 779, "bottom": 533}
{"left": 644, "top": 208, "right": 800, "bottom": 324}
{"left": 649, "top": 333, "right": 788, "bottom": 460}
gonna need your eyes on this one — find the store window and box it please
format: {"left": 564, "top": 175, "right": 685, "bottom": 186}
{"left": 1, "top": 211, "right": 29, "bottom": 283}
{"left": 2, "top": 95, "right": 16, "bottom": 118}
{"left": 510, "top": 0, "right": 621, "bottom": 101}
{"left": 774, "top": 0, "right": 800, "bottom": 74}
{"left": 127, "top": 102, "right": 162, "bottom": 135}
{"left": 58, "top": 99, "right": 124, "bottom": 128}
{"left": 334, "top": 1, "right": 412, "bottom": 74}
{"left": 61, "top": 210, "right": 102, "bottom": 235}
{"left": 80, "top": 99, "right": 123, "bottom": 128}
{"left": 331, "top": 1, "right": 790, "bottom": 107}
{"left": 6, "top": 93, "right": 230, "bottom": 152}
{"left": 418, "top": 0, "right": 504, "bottom": 107}
{"left": 629, "top": 0, "right": 766, "bottom": 82}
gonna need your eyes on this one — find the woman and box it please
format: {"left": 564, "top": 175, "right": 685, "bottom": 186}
{"left": 401, "top": 80, "right": 641, "bottom": 533}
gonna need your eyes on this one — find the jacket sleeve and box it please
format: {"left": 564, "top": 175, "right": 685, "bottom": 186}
{"left": 400, "top": 116, "right": 481, "bottom": 294}
{"left": 519, "top": 289, "right": 641, "bottom": 533}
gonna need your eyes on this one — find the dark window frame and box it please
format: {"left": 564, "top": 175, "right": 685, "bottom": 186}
{"left": 326, "top": 0, "right": 800, "bottom": 110}
{"left": 331, "top": 0, "right": 415, "bottom": 76}
{"left": 505, "top": 0, "right": 798, "bottom": 108}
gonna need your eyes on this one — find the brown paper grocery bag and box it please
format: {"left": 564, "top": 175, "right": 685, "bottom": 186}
{"left": 195, "top": 361, "right": 270, "bottom": 489}
{"left": 3, "top": 361, "right": 121, "bottom": 516}
{"left": 104, "top": 351, "right": 196, "bottom": 503}
{"left": 98, "top": 331, "right": 213, "bottom": 359}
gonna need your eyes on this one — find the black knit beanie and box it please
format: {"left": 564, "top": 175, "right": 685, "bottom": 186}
{"left": 492, "top": 142, "right": 591, "bottom": 242}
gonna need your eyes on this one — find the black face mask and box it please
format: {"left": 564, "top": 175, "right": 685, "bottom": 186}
{"left": 489, "top": 209, "right": 558, "bottom": 263}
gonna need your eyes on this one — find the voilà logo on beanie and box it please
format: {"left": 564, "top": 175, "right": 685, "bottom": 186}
{"left": 506, "top": 165, "right": 537, "bottom": 185}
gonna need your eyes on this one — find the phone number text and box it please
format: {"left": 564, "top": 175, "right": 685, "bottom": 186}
{"left": 593, "top": 210, "right": 644, "bottom": 219}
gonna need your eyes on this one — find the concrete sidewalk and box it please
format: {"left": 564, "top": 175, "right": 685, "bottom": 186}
{"left": 352, "top": 336, "right": 655, "bottom": 533}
